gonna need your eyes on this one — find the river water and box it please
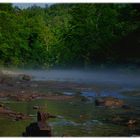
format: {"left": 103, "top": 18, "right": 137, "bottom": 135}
{"left": 0, "top": 69, "right": 140, "bottom": 136}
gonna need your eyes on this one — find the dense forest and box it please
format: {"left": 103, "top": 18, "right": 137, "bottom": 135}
{"left": 0, "top": 3, "right": 140, "bottom": 68}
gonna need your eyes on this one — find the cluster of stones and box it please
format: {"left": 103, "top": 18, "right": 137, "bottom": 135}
{"left": 0, "top": 104, "right": 29, "bottom": 121}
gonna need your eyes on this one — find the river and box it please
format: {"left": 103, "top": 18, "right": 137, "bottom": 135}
{"left": 0, "top": 69, "right": 140, "bottom": 136}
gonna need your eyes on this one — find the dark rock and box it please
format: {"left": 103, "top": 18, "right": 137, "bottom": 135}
{"left": 122, "top": 104, "right": 131, "bottom": 109}
{"left": 33, "top": 106, "right": 39, "bottom": 110}
{"left": 110, "top": 115, "right": 139, "bottom": 127}
{"left": 23, "top": 122, "right": 52, "bottom": 137}
{"left": 23, "top": 110, "right": 56, "bottom": 136}
{"left": 19, "top": 74, "right": 31, "bottom": 81}
{"left": 95, "top": 98, "right": 105, "bottom": 106}
{"left": 95, "top": 97, "right": 125, "bottom": 108}
{"left": 127, "top": 119, "right": 137, "bottom": 125}
{"left": 31, "top": 94, "right": 39, "bottom": 99}
{"left": 12, "top": 112, "right": 29, "bottom": 121}
{"left": 15, "top": 114, "right": 23, "bottom": 121}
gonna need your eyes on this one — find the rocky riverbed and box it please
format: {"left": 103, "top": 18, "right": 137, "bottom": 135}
{"left": 0, "top": 69, "right": 140, "bottom": 136}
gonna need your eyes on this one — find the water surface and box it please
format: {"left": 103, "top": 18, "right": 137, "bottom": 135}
{"left": 0, "top": 69, "right": 140, "bottom": 136}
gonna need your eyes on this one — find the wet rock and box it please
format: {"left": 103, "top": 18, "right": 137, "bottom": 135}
{"left": 33, "top": 106, "right": 40, "bottom": 110}
{"left": 8, "top": 111, "right": 29, "bottom": 121}
{"left": 95, "top": 98, "right": 105, "bottom": 106}
{"left": 110, "top": 115, "right": 139, "bottom": 128}
{"left": 23, "top": 110, "right": 57, "bottom": 136}
{"left": 15, "top": 115, "right": 23, "bottom": 121}
{"left": 30, "top": 94, "right": 40, "bottom": 99}
{"left": 127, "top": 119, "right": 137, "bottom": 125}
{"left": 0, "top": 105, "right": 29, "bottom": 121}
{"left": 19, "top": 74, "right": 31, "bottom": 81}
{"left": 23, "top": 122, "right": 52, "bottom": 137}
{"left": 122, "top": 104, "right": 131, "bottom": 109}
{"left": 15, "top": 113, "right": 28, "bottom": 121}
{"left": 95, "top": 97, "right": 125, "bottom": 108}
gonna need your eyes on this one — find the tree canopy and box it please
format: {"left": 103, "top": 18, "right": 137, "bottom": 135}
{"left": 0, "top": 3, "right": 140, "bottom": 68}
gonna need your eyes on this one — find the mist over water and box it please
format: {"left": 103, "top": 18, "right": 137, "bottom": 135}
{"left": 1, "top": 68, "right": 140, "bottom": 136}
{"left": 11, "top": 68, "right": 140, "bottom": 87}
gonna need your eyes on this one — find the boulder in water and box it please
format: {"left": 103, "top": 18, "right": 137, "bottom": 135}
{"left": 95, "top": 97, "right": 125, "bottom": 108}
{"left": 19, "top": 74, "right": 31, "bottom": 81}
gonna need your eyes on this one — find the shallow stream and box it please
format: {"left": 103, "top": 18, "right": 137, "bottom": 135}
{"left": 0, "top": 69, "right": 140, "bottom": 136}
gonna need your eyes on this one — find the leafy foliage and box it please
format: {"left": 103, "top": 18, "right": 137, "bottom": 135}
{"left": 0, "top": 3, "right": 140, "bottom": 68}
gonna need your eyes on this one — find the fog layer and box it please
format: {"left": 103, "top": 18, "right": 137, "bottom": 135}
{"left": 7, "top": 69, "right": 139, "bottom": 87}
